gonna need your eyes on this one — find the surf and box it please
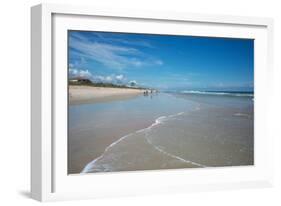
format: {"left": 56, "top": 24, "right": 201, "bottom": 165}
{"left": 81, "top": 110, "right": 205, "bottom": 173}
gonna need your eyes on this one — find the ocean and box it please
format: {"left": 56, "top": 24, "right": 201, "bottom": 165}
{"left": 68, "top": 91, "right": 254, "bottom": 174}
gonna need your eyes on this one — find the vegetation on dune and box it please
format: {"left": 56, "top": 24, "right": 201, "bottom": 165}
{"left": 68, "top": 78, "right": 148, "bottom": 90}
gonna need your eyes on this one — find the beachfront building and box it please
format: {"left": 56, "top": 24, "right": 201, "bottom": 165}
{"left": 69, "top": 77, "right": 92, "bottom": 84}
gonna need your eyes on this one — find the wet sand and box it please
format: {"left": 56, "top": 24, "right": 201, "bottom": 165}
{"left": 68, "top": 93, "right": 195, "bottom": 174}
{"left": 81, "top": 130, "right": 198, "bottom": 173}
{"left": 68, "top": 92, "right": 253, "bottom": 174}
{"left": 68, "top": 119, "right": 152, "bottom": 174}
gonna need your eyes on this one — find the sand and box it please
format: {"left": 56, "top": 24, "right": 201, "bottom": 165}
{"left": 68, "top": 92, "right": 253, "bottom": 174}
{"left": 68, "top": 119, "right": 152, "bottom": 174}
{"left": 69, "top": 85, "right": 145, "bottom": 105}
{"left": 81, "top": 130, "right": 198, "bottom": 173}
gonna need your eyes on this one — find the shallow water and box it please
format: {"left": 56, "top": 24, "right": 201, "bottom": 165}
{"left": 68, "top": 92, "right": 254, "bottom": 174}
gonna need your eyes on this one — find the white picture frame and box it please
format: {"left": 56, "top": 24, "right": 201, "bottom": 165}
{"left": 31, "top": 3, "right": 274, "bottom": 202}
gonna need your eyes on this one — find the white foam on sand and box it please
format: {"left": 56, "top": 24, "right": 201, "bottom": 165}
{"left": 143, "top": 112, "right": 206, "bottom": 168}
{"left": 233, "top": 113, "right": 251, "bottom": 118}
{"left": 181, "top": 90, "right": 254, "bottom": 97}
{"left": 81, "top": 111, "right": 206, "bottom": 173}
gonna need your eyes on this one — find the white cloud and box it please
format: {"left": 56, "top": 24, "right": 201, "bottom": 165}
{"left": 79, "top": 70, "right": 92, "bottom": 78}
{"left": 69, "top": 68, "right": 130, "bottom": 85}
{"left": 69, "top": 33, "right": 163, "bottom": 70}
{"left": 69, "top": 68, "right": 92, "bottom": 78}
{"left": 69, "top": 68, "right": 78, "bottom": 75}
{"left": 105, "top": 76, "right": 113, "bottom": 82}
{"left": 115, "top": 74, "right": 124, "bottom": 81}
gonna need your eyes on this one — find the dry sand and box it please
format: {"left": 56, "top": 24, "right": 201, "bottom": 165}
{"left": 69, "top": 85, "right": 145, "bottom": 105}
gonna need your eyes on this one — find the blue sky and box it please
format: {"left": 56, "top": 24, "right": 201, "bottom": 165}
{"left": 68, "top": 31, "right": 254, "bottom": 91}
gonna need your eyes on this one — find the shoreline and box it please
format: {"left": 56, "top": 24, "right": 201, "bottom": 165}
{"left": 81, "top": 111, "right": 202, "bottom": 174}
{"left": 68, "top": 117, "right": 153, "bottom": 174}
{"left": 69, "top": 85, "right": 145, "bottom": 105}
{"left": 68, "top": 91, "right": 253, "bottom": 174}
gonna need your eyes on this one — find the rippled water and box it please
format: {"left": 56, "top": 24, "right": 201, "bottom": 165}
{"left": 68, "top": 92, "right": 254, "bottom": 174}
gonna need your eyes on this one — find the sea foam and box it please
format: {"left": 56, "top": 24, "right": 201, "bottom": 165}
{"left": 181, "top": 90, "right": 254, "bottom": 97}
{"left": 81, "top": 111, "right": 205, "bottom": 173}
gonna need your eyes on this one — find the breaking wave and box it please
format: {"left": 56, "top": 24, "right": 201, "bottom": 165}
{"left": 181, "top": 90, "right": 254, "bottom": 97}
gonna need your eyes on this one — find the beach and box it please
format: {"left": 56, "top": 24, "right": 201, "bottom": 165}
{"left": 68, "top": 90, "right": 254, "bottom": 174}
{"left": 69, "top": 85, "right": 145, "bottom": 105}
{"left": 67, "top": 30, "right": 254, "bottom": 175}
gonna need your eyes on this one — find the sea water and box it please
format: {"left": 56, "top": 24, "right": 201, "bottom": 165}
{"left": 68, "top": 91, "right": 254, "bottom": 174}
